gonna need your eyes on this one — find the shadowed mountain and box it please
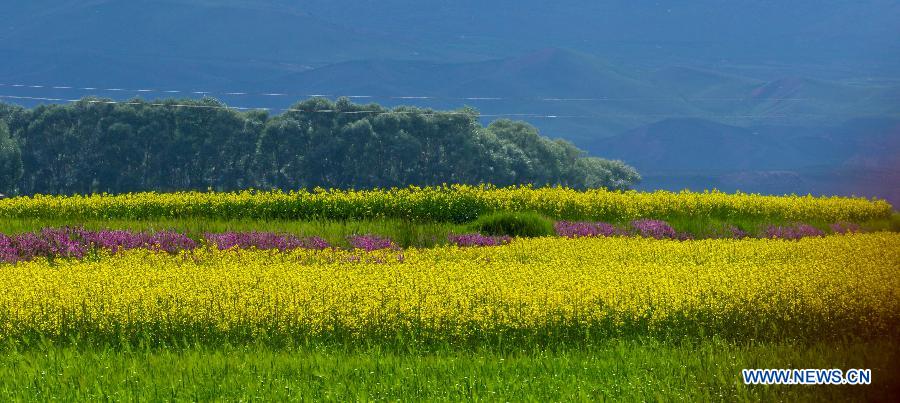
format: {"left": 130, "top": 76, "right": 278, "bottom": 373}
{"left": 258, "top": 48, "right": 698, "bottom": 141}
{"left": 0, "top": 0, "right": 419, "bottom": 89}
{"left": 3, "top": 45, "right": 896, "bottom": 153}
{"left": 257, "top": 49, "right": 898, "bottom": 145}
{"left": 594, "top": 118, "right": 900, "bottom": 204}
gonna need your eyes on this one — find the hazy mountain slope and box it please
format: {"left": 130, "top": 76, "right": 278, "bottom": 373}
{"left": 595, "top": 118, "right": 900, "bottom": 203}
{"left": 0, "top": 0, "right": 418, "bottom": 88}
{"left": 298, "top": 0, "right": 900, "bottom": 67}
{"left": 0, "top": 1, "right": 431, "bottom": 65}
{"left": 260, "top": 49, "right": 704, "bottom": 141}
{"left": 593, "top": 119, "right": 807, "bottom": 172}
{"left": 254, "top": 49, "right": 896, "bottom": 144}
{"left": 597, "top": 118, "right": 900, "bottom": 172}
{"left": 3, "top": 46, "right": 895, "bottom": 148}
{"left": 4, "top": 1, "right": 899, "bottom": 72}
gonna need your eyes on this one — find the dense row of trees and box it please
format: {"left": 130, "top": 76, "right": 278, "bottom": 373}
{"left": 0, "top": 98, "right": 639, "bottom": 195}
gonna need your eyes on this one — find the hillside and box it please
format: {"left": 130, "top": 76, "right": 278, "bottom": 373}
{"left": 5, "top": 47, "right": 895, "bottom": 144}
{"left": 595, "top": 118, "right": 900, "bottom": 204}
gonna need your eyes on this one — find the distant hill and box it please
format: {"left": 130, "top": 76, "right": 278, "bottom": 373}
{"left": 6, "top": 0, "right": 898, "bottom": 67}
{"left": 594, "top": 118, "right": 900, "bottom": 204}
{"left": 257, "top": 48, "right": 700, "bottom": 142}
{"left": 4, "top": 44, "right": 895, "bottom": 145}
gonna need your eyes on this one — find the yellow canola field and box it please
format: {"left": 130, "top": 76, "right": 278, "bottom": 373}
{"left": 0, "top": 185, "right": 892, "bottom": 222}
{"left": 1, "top": 233, "right": 898, "bottom": 341}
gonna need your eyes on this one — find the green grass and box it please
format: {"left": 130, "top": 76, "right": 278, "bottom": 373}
{"left": 862, "top": 212, "right": 900, "bottom": 232}
{"left": 648, "top": 215, "right": 899, "bottom": 238}
{"left": 0, "top": 214, "right": 896, "bottom": 248}
{"left": 470, "top": 211, "right": 555, "bottom": 237}
{"left": 1, "top": 339, "right": 896, "bottom": 401}
{"left": 0, "top": 218, "right": 469, "bottom": 248}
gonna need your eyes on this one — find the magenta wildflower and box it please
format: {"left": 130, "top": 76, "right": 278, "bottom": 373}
{"left": 0, "top": 234, "right": 18, "bottom": 264}
{"left": 205, "top": 232, "right": 330, "bottom": 251}
{"left": 148, "top": 231, "right": 198, "bottom": 254}
{"left": 764, "top": 224, "right": 825, "bottom": 240}
{"left": 829, "top": 222, "right": 862, "bottom": 234}
{"left": 723, "top": 225, "right": 750, "bottom": 239}
{"left": 630, "top": 219, "right": 679, "bottom": 239}
{"left": 448, "top": 233, "right": 512, "bottom": 247}
{"left": 347, "top": 235, "right": 398, "bottom": 251}
{"left": 554, "top": 221, "right": 625, "bottom": 238}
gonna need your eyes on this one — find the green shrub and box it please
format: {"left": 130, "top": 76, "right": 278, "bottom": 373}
{"left": 470, "top": 211, "right": 554, "bottom": 237}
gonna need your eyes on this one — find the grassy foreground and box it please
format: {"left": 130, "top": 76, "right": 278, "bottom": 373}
{"left": 1, "top": 340, "right": 897, "bottom": 401}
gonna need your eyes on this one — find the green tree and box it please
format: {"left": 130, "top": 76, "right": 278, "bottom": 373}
{"left": 0, "top": 121, "right": 23, "bottom": 194}
{"left": 572, "top": 157, "right": 641, "bottom": 190}
{"left": 3, "top": 98, "right": 640, "bottom": 194}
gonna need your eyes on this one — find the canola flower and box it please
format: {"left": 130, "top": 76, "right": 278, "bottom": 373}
{"left": 0, "top": 185, "right": 892, "bottom": 223}
{"left": 0, "top": 233, "right": 897, "bottom": 342}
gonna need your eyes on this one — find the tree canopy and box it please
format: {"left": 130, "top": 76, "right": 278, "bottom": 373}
{"left": 0, "top": 120, "right": 23, "bottom": 194}
{"left": 0, "top": 97, "right": 639, "bottom": 195}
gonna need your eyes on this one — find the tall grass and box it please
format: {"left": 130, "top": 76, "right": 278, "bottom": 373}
{"left": 1, "top": 215, "right": 896, "bottom": 249}
{"left": 470, "top": 211, "right": 555, "bottom": 237}
{"left": 0, "top": 339, "right": 896, "bottom": 401}
{"left": 0, "top": 218, "right": 468, "bottom": 248}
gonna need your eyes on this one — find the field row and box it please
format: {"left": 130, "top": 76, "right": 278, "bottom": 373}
{"left": 0, "top": 185, "right": 892, "bottom": 222}
{"left": 0, "top": 219, "right": 873, "bottom": 263}
{"left": 1, "top": 233, "right": 897, "bottom": 344}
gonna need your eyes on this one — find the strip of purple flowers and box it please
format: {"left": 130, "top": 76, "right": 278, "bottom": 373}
{"left": 0, "top": 228, "right": 334, "bottom": 264}
{"left": 347, "top": 234, "right": 399, "bottom": 251}
{"left": 0, "top": 219, "right": 868, "bottom": 264}
{"left": 763, "top": 224, "right": 825, "bottom": 240}
{"left": 556, "top": 220, "right": 849, "bottom": 241}
{"left": 205, "top": 232, "right": 329, "bottom": 251}
{"left": 629, "top": 219, "right": 694, "bottom": 240}
{"left": 448, "top": 233, "right": 512, "bottom": 247}
{"left": 554, "top": 221, "right": 627, "bottom": 238}
{"left": 0, "top": 227, "right": 197, "bottom": 263}
{"left": 555, "top": 219, "right": 691, "bottom": 240}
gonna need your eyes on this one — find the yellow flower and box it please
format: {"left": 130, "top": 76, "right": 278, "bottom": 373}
{"left": 0, "top": 233, "right": 896, "bottom": 340}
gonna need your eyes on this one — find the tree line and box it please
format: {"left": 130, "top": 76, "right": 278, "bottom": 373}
{"left": 0, "top": 97, "right": 639, "bottom": 196}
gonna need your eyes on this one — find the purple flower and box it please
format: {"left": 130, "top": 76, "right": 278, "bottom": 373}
{"left": 12, "top": 232, "right": 51, "bottom": 260}
{"left": 764, "top": 224, "right": 825, "bottom": 240}
{"left": 724, "top": 225, "right": 750, "bottom": 239}
{"left": 5, "top": 227, "right": 87, "bottom": 261}
{"left": 41, "top": 228, "right": 87, "bottom": 259}
{"left": 830, "top": 222, "right": 862, "bottom": 234}
{"left": 0, "top": 234, "right": 18, "bottom": 264}
{"left": 76, "top": 228, "right": 152, "bottom": 252}
{"left": 0, "top": 227, "right": 340, "bottom": 264}
{"left": 0, "top": 227, "right": 202, "bottom": 263}
{"left": 448, "top": 233, "right": 512, "bottom": 247}
{"left": 205, "top": 232, "right": 330, "bottom": 251}
{"left": 148, "top": 231, "right": 198, "bottom": 254}
{"left": 630, "top": 219, "right": 678, "bottom": 239}
{"left": 347, "top": 235, "right": 398, "bottom": 251}
{"left": 554, "top": 221, "right": 625, "bottom": 238}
